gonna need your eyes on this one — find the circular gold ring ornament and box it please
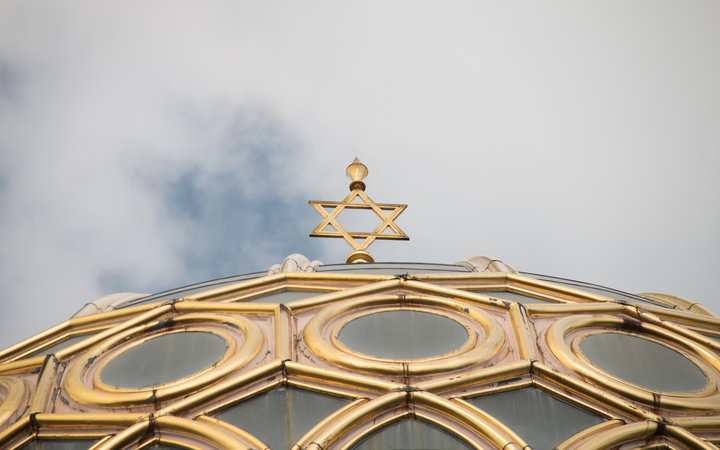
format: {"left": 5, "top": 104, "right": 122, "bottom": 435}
{"left": 546, "top": 314, "right": 720, "bottom": 411}
{"left": 303, "top": 295, "right": 504, "bottom": 375}
{"left": 64, "top": 313, "right": 263, "bottom": 407}
{"left": 0, "top": 376, "right": 27, "bottom": 426}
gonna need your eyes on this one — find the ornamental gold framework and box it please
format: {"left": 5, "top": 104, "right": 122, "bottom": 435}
{"left": 1, "top": 259, "right": 720, "bottom": 449}
{"left": 309, "top": 158, "right": 408, "bottom": 264}
{"left": 1, "top": 162, "right": 719, "bottom": 448}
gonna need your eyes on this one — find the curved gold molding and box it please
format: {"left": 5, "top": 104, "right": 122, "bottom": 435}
{"left": 0, "top": 414, "right": 141, "bottom": 449}
{"left": 309, "top": 390, "right": 523, "bottom": 449}
{"left": 64, "top": 314, "right": 263, "bottom": 407}
{"left": 91, "top": 415, "right": 255, "bottom": 450}
{"left": 157, "top": 360, "right": 284, "bottom": 417}
{"left": 546, "top": 314, "right": 720, "bottom": 411}
{"left": 195, "top": 415, "right": 269, "bottom": 449}
{"left": 0, "top": 305, "right": 171, "bottom": 375}
{"left": 573, "top": 420, "right": 716, "bottom": 450}
{"left": 136, "top": 437, "right": 198, "bottom": 450}
{"left": 637, "top": 292, "right": 716, "bottom": 317}
{"left": 328, "top": 306, "right": 478, "bottom": 364}
{"left": 555, "top": 419, "right": 624, "bottom": 449}
{"left": 304, "top": 294, "right": 504, "bottom": 375}
{"left": 0, "top": 377, "right": 27, "bottom": 427}
{"left": 338, "top": 410, "right": 488, "bottom": 450}
{"left": 295, "top": 398, "right": 370, "bottom": 449}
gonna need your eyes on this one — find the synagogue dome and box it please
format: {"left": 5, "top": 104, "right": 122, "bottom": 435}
{"left": 1, "top": 159, "right": 718, "bottom": 449}
{"left": 1, "top": 253, "right": 719, "bottom": 449}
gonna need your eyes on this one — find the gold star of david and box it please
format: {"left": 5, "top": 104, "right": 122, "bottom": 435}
{"left": 309, "top": 158, "right": 408, "bottom": 263}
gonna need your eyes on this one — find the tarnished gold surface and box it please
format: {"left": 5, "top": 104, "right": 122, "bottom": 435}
{"left": 546, "top": 314, "right": 720, "bottom": 411}
{"left": 91, "top": 415, "right": 253, "bottom": 449}
{"left": 64, "top": 313, "right": 263, "bottom": 407}
{"left": 555, "top": 419, "right": 624, "bottom": 450}
{"left": 1, "top": 256, "right": 720, "bottom": 448}
{"left": 309, "top": 158, "right": 408, "bottom": 263}
{"left": 0, "top": 377, "right": 26, "bottom": 427}
{"left": 303, "top": 294, "right": 504, "bottom": 375}
{"left": 572, "top": 420, "right": 717, "bottom": 450}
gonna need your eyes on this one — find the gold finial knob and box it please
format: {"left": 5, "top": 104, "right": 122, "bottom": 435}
{"left": 309, "top": 158, "right": 408, "bottom": 264}
{"left": 346, "top": 157, "right": 368, "bottom": 191}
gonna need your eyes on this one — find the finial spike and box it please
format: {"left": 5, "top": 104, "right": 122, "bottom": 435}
{"left": 309, "top": 159, "right": 408, "bottom": 263}
{"left": 346, "top": 157, "right": 368, "bottom": 191}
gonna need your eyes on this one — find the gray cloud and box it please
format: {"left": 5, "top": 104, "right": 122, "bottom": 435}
{"left": 1, "top": 2, "right": 719, "bottom": 349}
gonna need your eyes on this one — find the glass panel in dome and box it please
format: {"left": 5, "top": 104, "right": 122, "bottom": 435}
{"left": 467, "top": 388, "right": 604, "bottom": 450}
{"left": 118, "top": 272, "right": 264, "bottom": 309}
{"left": 19, "top": 440, "right": 99, "bottom": 450}
{"left": 100, "top": 331, "right": 227, "bottom": 388}
{"left": 338, "top": 310, "right": 468, "bottom": 359}
{"left": 466, "top": 290, "right": 550, "bottom": 304}
{"left": 579, "top": 332, "right": 707, "bottom": 392}
{"left": 30, "top": 334, "right": 94, "bottom": 357}
{"left": 213, "top": 387, "right": 349, "bottom": 450}
{"left": 317, "top": 263, "right": 471, "bottom": 275}
{"left": 246, "top": 290, "right": 321, "bottom": 303}
{"left": 520, "top": 272, "right": 669, "bottom": 309}
{"left": 351, "top": 419, "right": 472, "bottom": 450}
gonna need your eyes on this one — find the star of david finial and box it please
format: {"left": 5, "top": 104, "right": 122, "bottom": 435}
{"left": 309, "top": 158, "right": 408, "bottom": 263}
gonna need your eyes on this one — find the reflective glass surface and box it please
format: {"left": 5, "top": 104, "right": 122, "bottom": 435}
{"left": 466, "top": 290, "right": 550, "bottom": 304}
{"left": 19, "top": 440, "right": 98, "bottom": 450}
{"left": 580, "top": 332, "right": 707, "bottom": 392}
{"left": 520, "top": 272, "right": 669, "bottom": 309}
{"left": 338, "top": 310, "right": 468, "bottom": 359}
{"left": 467, "top": 388, "right": 604, "bottom": 450}
{"left": 118, "top": 272, "right": 264, "bottom": 309}
{"left": 101, "top": 331, "right": 227, "bottom": 388}
{"left": 317, "top": 263, "right": 471, "bottom": 275}
{"left": 247, "top": 290, "right": 321, "bottom": 303}
{"left": 30, "top": 334, "right": 93, "bottom": 357}
{"left": 352, "top": 419, "right": 472, "bottom": 450}
{"left": 214, "top": 387, "right": 349, "bottom": 450}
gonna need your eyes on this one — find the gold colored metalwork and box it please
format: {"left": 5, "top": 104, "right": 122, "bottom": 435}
{"left": 508, "top": 303, "right": 538, "bottom": 360}
{"left": 309, "top": 158, "right": 408, "bottom": 263}
{"left": 531, "top": 362, "right": 656, "bottom": 420}
{"left": 546, "top": 314, "right": 720, "bottom": 411}
{"left": 0, "top": 377, "right": 26, "bottom": 427}
{"left": 92, "top": 415, "right": 254, "bottom": 449}
{"left": 194, "top": 415, "right": 269, "bottom": 449}
{"left": 157, "top": 360, "right": 285, "bottom": 416}
{"left": 555, "top": 419, "right": 625, "bottom": 449}
{"left": 4, "top": 258, "right": 720, "bottom": 449}
{"left": 309, "top": 390, "right": 522, "bottom": 450}
{"left": 284, "top": 361, "right": 401, "bottom": 393}
{"left": 64, "top": 313, "right": 263, "bottom": 407}
{"left": 0, "top": 413, "right": 142, "bottom": 450}
{"left": 28, "top": 355, "right": 58, "bottom": 414}
{"left": 295, "top": 398, "right": 370, "bottom": 449}
{"left": 449, "top": 397, "right": 529, "bottom": 448}
{"left": 303, "top": 294, "right": 505, "bottom": 375}
{"left": 638, "top": 292, "right": 716, "bottom": 317}
{"left": 136, "top": 437, "right": 199, "bottom": 450}
{"left": 571, "top": 420, "right": 717, "bottom": 450}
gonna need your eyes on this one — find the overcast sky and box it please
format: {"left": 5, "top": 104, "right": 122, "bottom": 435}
{"left": 1, "top": 2, "right": 719, "bottom": 349}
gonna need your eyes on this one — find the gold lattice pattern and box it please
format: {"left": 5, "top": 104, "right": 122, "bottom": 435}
{"left": 309, "top": 158, "right": 408, "bottom": 264}
{"left": 1, "top": 264, "right": 720, "bottom": 449}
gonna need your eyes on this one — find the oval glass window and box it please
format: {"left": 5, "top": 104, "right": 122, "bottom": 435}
{"left": 351, "top": 419, "right": 472, "bottom": 450}
{"left": 579, "top": 332, "right": 707, "bottom": 392}
{"left": 338, "top": 310, "right": 468, "bottom": 359}
{"left": 100, "top": 331, "right": 227, "bottom": 388}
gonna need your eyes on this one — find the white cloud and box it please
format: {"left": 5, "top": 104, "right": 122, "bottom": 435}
{"left": 1, "top": 1, "right": 719, "bottom": 348}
